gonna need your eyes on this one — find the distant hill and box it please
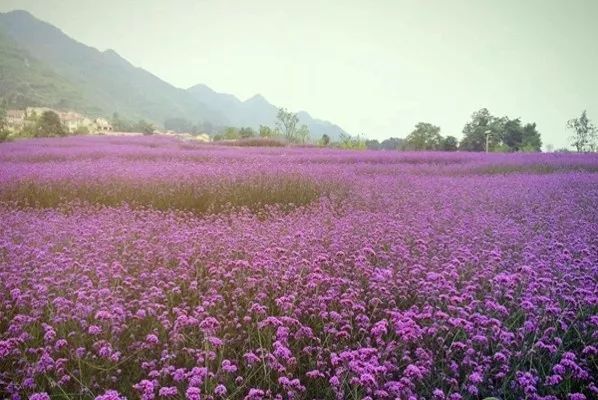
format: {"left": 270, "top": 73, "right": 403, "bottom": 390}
{"left": 0, "top": 10, "right": 348, "bottom": 138}
{"left": 187, "top": 84, "right": 347, "bottom": 139}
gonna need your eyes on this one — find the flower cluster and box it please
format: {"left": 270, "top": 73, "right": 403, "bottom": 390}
{"left": 0, "top": 136, "right": 596, "bottom": 399}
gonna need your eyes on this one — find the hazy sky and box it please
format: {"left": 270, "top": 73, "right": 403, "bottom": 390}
{"left": 1, "top": 0, "right": 597, "bottom": 148}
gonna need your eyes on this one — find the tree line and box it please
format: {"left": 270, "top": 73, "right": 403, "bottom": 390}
{"left": 365, "top": 108, "right": 542, "bottom": 152}
{"left": 1, "top": 104, "right": 596, "bottom": 152}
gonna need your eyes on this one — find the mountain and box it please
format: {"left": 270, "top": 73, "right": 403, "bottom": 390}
{"left": 0, "top": 27, "right": 88, "bottom": 110}
{"left": 0, "top": 10, "right": 220, "bottom": 124}
{"left": 187, "top": 84, "right": 347, "bottom": 139}
{"left": 0, "top": 10, "right": 348, "bottom": 138}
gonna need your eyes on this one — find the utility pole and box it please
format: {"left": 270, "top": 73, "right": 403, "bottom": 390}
{"left": 485, "top": 129, "right": 492, "bottom": 153}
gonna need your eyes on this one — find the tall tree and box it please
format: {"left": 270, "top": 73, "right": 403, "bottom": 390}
{"left": 567, "top": 110, "right": 597, "bottom": 152}
{"left": 405, "top": 122, "right": 442, "bottom": 150}
{"left": 35, "top": 111, "right": 66, "bottom": 137}
{"left": 275, "top": 108, "right": 299, "bottom": 142}
{"left": 296, "top": 125, "right": 310, "bottom": 144}
{"left": 520, "top": 123, "right": 542, "bottom": 152}
{"left": 459, "top": 108, "right": 504, "bottom": 152}
{"left": 501, "top": 118, "right": 523, "bottom": 151}
{"left": 0, "top": 104, "right": 8, "bottom": 142}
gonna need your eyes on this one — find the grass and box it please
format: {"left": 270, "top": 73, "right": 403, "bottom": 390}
{"left": 216, "top": 137, "right": 288, "bottom": 147}
{"left": 0, "top": 175, "right": 345, "bottom": 214}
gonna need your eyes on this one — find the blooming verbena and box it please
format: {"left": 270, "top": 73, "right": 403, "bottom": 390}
{"left": 94, "top": 390, "right": 126, "bottom": 400}
{"left": 0, "top": 136, "right": 597, "bottom": 399}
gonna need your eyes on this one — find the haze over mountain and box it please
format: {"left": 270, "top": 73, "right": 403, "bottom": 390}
{"left": 0, "top": 10, "right": 348, "bottom": 138}
{"left": 187, "top": 84, "right": 347, "bottom": 138}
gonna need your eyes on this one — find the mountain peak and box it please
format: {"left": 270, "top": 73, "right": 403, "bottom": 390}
{"left": 245, "top": 94, "right": 268, "bottom": 104}
{"left": 1, "top": 9, "right": 35, "bottom": 18}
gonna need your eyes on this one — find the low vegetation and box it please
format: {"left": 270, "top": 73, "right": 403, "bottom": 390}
{"left": 1, "top": 137, "right": 596, "bottom": 400}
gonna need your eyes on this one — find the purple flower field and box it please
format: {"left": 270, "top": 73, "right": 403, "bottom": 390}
{"left": 0, "top": 136, "right": 597, "bottom": 400}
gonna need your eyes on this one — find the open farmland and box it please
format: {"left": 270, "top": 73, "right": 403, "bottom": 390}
{"left": 0, "top": 136, "right": 597, "bottom": 400}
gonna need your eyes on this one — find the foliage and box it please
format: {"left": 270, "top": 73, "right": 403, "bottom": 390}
{"left": 218, "top": 137, "right": 288, "bottom": 148}
{"left": 365, "top": 139, "right": 380, "bottom": 150}
{"left": 239, "top": 127, "right": 256, "bottom": 139}
{"left": 296, "top": 124, "right": 310, "bottom": 144}
{"left": 405, "top": 122, "right": 442, "bottom": 150}
{"left": 441, "top": 135, "right": 458, "bottom": 151}
{"left": 460, "top": 108, "right": 504, "bottom": 151}
{"left": 74, "top": 125, "right": 89, "bottom": 135}
{"left": 520, "top": 123, "right": 542, "bottom": 152}
{"left": 380, "top": 137, "right": 405, "bottom": 150}
{"left": 275, "top": 108, "right": 312, "bottom": 144}
{"left": 275, "top": 108, "right": 298, "bottom": 141}
{"left": 460, "top": 108, "right": 542, "bottom": 152}
{"left": 223, "top": 127, "right": 240, "bottom": 140}
{"left": 0, "top": 103, "right": 9, "bottom": 142}
{"left": 111, "top": 113, "right": 133, "bottom": 132}
{"left": 0, "top": 136, "right": 596, "bottom": 399}
{"left": 135, "top": 120, "right": 155, "bottom": 135}
{"left": 164, "top": 117, "right": 193, "bottom": 133}
{"left": 337, "top": 132, "right": 366, "bottom": 149}
{"left": 34, "top": 110, "right": 66, "bottom": 137}
{"left": 567, "top": 110, "right": 597, "bottom": 152}
{"left": 320, "top": 134, "right": 331, "bottom": 146}
{"left": 259, "top": 125, "right": 276, "bottom": 138}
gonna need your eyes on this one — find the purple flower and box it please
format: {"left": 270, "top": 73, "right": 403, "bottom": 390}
{"left": 158, "top": 386, "right": 178, "bottom": 398}
{"left": 95, "top": 390, "right": 126, "bottom": 400}
{"left": 29, "top": 394, "right": 50, "bottom": 400}
{"left": 214, "top": 384, "right": 227, "bottom": 397}
{"left": 185, "top": 387, "right": 201, "bottom": 400}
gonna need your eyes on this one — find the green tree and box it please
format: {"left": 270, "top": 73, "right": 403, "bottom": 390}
{"left": 501, "top": 118, "right": 523, "bottom": 151}
{"left": 222, "top": 127, "right": 240, "bottom": 140}
{"left": 35, "top": 111, "right": 66, "bottom": 137}
{"left": 405, "top": 122, "right": 442, "bottom": 150}
{"left": 0, "top": 105, "right": 8, "bottom": 142}
{"left": 567, "top": 110, "right": 597, "bottom": 152}
{"left": 338, "top": 132, "right": 366, "bottom": 150}
{"left": 111, "top": 112, "right": 132, "bottom": 132}
{"left": 259, "top": 125, "right": 276, "bottom": 138}
{"left": 380, "top": 137, "right": 405, "bottom": 150}
{"left": 134, "top": 120, "right": 155, "bottom": 135}
{"left": 460, "top": 108, "right": 504, "bottom": 152}
{"left": 441, "top": 136, "right": 458, "bottom": 151}
{"left": 520, "top": 123, "right": 542, "bottom": 152}
{"left": 365, "top": 139, "right": 380, "bottom": 150}
{"left": 320, "top": 134, "right": 331, "bottom": 146}
{"left": 275, "top": 108, "right": 299, "bottom": 142}
{"left": 296, "top": 124, "right": 310, "bottom": 144}
{"left": 74, "top": 125, "right": 89, "bottom": 135}
{"left": 239, "top": 127, "right": 256, "bottom": 138}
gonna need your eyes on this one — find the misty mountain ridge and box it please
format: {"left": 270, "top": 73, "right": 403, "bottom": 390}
{"left": 0, "top": 9, "right": 348, "bottom": 139}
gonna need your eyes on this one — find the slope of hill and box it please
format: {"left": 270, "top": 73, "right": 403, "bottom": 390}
{"left": 0, "top": 9, "right": 348, "bottom": 138}
{"left": 0, "top": 27, "right": 88, "bottom": 110}
{"left": 0, "top": 10, "right": 219, "bottom": 124}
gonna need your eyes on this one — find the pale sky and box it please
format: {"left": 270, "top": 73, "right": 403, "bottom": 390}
{"left": 1, "top": 0, "right": 597, "bottom": 148}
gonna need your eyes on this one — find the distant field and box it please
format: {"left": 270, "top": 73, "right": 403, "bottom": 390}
{"left": 1, "top": 136, "right": 597, "bottom": 399}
